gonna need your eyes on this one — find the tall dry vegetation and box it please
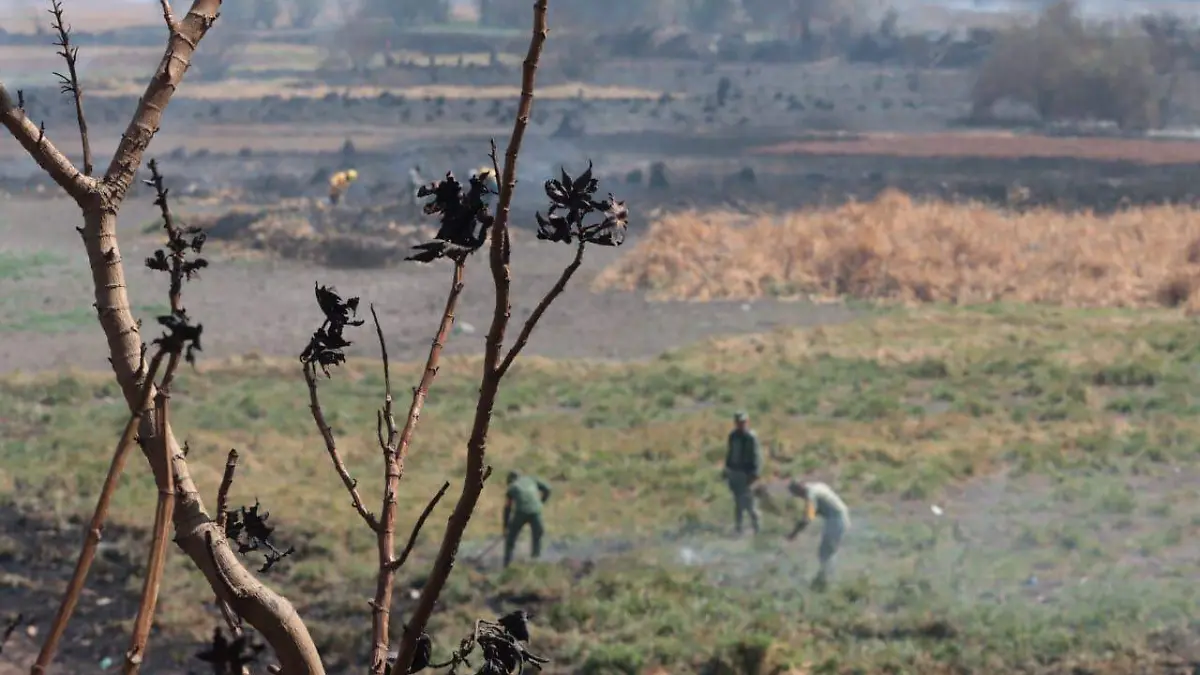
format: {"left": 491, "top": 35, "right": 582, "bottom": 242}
{"left": 0, "top": 0, "right": 629, "bottom": 674}
{"left": 971, "top": 0, "right": 1172, "bottom": 129}
{"left": 595, "top": 189, "right": 1200, "bottom": 310}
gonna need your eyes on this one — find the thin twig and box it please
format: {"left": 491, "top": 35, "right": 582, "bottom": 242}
{"left": 158, "top": 0, "right": 177, "bottom": 32}
{"left": 386, "top": 482, "right": 450, "bottom": 572}
{"left": 31, "top": 351, "right": 167, "bottom": 675}
{"left": 392, "top": 3, "right": 550, "bottom": 672}
{"left": 368, "top": 259, "right": 464, "bottom": 674}
{"left": 211, "top": 447, "right": 243, "bottom": 637}
{"left": 304, "top": 362, "right": 378, "bottom": 530}
{"left": 0, "top": 614, "right": 21, "bottom": 657}
{"left": 0, "top": 84, "right": 91, "bottom": 200}
{"left": 216, "top": 449, "right": 239, "bottom": 530}
{"left": 369, "top": 306, "right": 401, "bottom": 675}
{"left": 496, "top": 239, "right": 585, "bottom": 377}
{"left": 48, "top": 0, "right": 91, "bottom": 175}
{"left": 124, "top": 353, "right": 182, "bottom": 675}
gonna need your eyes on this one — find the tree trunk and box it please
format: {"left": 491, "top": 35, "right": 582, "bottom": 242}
{"left": 80, "top": 200, "right": 325, "bottom": 675}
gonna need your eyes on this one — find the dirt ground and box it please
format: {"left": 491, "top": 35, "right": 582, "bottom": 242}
{"left": 0, "top": 195, "right": 862, "bottom": 373}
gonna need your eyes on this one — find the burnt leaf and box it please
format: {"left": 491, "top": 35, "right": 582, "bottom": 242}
{"left": 142, "top": 159, "right": 208, "bottom": 363}
{"left": 195, "top": 627, "right": 265, "bottom": 675}
{"left": 300, "top": 283, "right": 364, "bottom": 376}
{"left": 383, "top": 633, "right": 434, "bottom": 675}
{"left": 579, "top": 197, "right": 629, "bottom": 247}
{"left": 407, "top": 171, "right": 495, "bottom": 263}
{"left": 153, "top": 309, "right": 203, "bottom": 365}
{"left": 468, "top": 614, "right": 548, "bottom": 675}
{"left": 497, "top": 610, "right": 531, "bottom": 643}
{"left": 535, "top": 161, "right": 629, "bottom": 249}
{"left": 223, "top": 500, "right": 295, "bottom": 574}
{"left": 534, "top": 212, "right": 572, "bottom": 244}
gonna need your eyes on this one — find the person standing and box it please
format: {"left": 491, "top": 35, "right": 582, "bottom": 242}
{"left": 328, "top": 168, "right": 358, "bottom": 205}
{"left": 787, "top": 479, "right": 851, "bottom": 590}
{"left": 503, "top": 470, "right": 551, "bottom": 567}
{"left": 723, "top": 411, "right": 762, "bottom": 535}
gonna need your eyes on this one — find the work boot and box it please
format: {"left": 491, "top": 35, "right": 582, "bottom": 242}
{"left": 810, "top": 573, "right": 828, "bottom": 592}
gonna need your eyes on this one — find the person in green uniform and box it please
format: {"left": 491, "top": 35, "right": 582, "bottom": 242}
{"left": 503, "top": 470, "right": 551, "bottom": 567}
{"left": 723, "top": 411, "right": 763, "bottom": 535}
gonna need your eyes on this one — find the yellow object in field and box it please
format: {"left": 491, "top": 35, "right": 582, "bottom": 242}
{"left": 475, "top": 166, "right": 498, "bottom": 191}
{"left": 328, "top": 168, "right": 359, "bottom": 204}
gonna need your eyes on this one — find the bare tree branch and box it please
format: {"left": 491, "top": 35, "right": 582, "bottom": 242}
{"left": 304, "top": 362, "right": 379, "bottom": 530}
{"left": 368, "top": 258, "right": 464, "bottom": 674}
{"left": 370, "top": 305, "right": 402, "bottom": 675}
{"left": 123, "top": 358, "right": 182, "bottom": 675}
{"left": 49, "top": 0, "right": 92, "bottom": 175}
{"left": 0, "top": 1, "right": 326, "bottom": 670}
{"left": 158, "top": 0, "right": 177, "bottom": 31}
{"left": 387, "top": 482, "right": 450, "bottom": 573}
{"left": 496, "top": 239, "right": 586, "bottom": 378}
{"left": 216, "top": 449, "right": 239, "bottom": 531}
{"left": 31, "top": 351, "right": 166, "bottom": 675}
{"left": 0, "top": 84, "right": 93, "bottom": 200}
{"left": 102, "top": 0, "right": 223, "bottom": 201}
{"left": 392, "top": 2, "right": 550, "bottom": 671}
{"left": 213, "top": 449, "right": 244, "bottom": 638}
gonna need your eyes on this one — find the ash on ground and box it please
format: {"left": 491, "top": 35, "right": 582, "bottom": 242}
{"left": 192, "top": 199, "right": 438, "bottom": 269}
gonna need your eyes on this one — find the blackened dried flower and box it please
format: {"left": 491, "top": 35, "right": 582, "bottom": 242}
{"left": 407, "top": 171, "right": 495, "bottom": 263}
{"left": 535, "top": 162, "right": 628, "bottom": 248}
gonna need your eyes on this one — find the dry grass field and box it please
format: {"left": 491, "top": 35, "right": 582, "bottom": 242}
{"left": 595, "top": 189, "right": 1200, "bottom": 309}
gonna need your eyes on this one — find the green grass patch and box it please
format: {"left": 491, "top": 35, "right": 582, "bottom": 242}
{"left": 0, "top": 250, "right": 67, "bottom": 280}
{"left": 0, "top": 303, "right": 171, "bottom": 334}
{"left": 2, "top": 305, "right": 1199, "bottom": 672}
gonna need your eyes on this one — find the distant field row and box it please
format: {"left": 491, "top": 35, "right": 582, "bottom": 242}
{"left": 753, "top": 130, "right": 1200, "bottom": 165}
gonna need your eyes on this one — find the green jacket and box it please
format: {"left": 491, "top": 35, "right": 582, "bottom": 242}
{"left": 725, "top": 429, "right": 762, "bottom": 478}
{"left": 506, "top": 475, "right": 551, "bottom": 517}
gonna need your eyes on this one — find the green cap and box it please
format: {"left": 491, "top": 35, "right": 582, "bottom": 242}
{"left": 733, "top": 411, "right": 748, "bottom": 422}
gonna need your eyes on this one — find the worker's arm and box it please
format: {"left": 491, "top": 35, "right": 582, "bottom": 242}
{"left": 787, "top": 516, "right": 806, "bottom": 538}
{"left": 748, "top": 432, "right": 763, "bottom": 482}
{"left": 502, "top": 496, "right": 512, "bottom": 532}
{"left": 787, "top": 499, "right": 815, "bottom": 541}
{"left": 724, "top": 432, "right": 736, "bottom": 471}
{"left": 536, "top": 479, "right": 551, "bottom": 503}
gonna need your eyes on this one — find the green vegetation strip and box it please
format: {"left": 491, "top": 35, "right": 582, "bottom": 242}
{"left": 2, "top": 305, "right": 1198, "bottom": 673}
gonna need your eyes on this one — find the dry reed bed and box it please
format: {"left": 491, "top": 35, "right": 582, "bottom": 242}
{"left": 594, "top": 189, "right": 1200, "bottom": 309}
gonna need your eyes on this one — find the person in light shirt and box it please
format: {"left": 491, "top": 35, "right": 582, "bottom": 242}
{"left": 787, "top": 479, "right": 851, "bottom": 589}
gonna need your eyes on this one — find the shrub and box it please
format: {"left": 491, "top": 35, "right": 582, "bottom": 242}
{"left": 971, "top": 0, "right": 1162, "bottom": 130}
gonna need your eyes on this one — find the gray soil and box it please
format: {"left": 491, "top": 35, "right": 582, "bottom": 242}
{"left": 0, "top": 196, "right": 860, "bottom": 373}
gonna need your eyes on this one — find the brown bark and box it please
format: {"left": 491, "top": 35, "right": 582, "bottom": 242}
{"left": 369, "top": 260, "right": 466, "bottom": 674}
{"left": 30, "top": 352, "right": 165, "bottom": 675}
{"left": 82, "top": 174, "right": 325, "bottom": 675}
{"left": 123, "top": 372, "right": 181, "bottom": 675}
{"left": 0, "top": 2, "right": 325, "bottom": 673}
